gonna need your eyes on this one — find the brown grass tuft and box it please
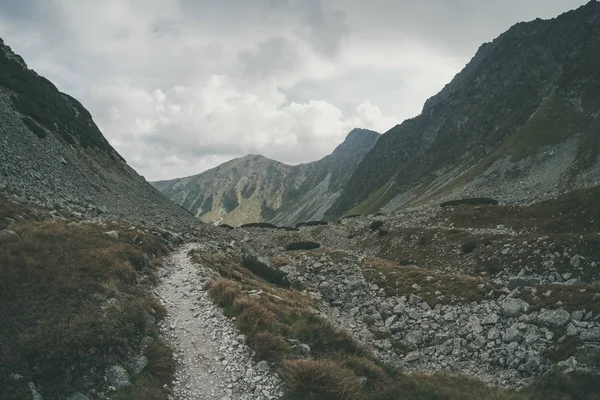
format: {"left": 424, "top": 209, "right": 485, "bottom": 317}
{"left": 280, "top": 359, "right": 364, "bottom": 400}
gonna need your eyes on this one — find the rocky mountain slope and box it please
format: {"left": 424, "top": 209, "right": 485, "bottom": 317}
{"left": 0, "top": 38, "right": 204, "bottom": 233}
{"left": 229, "top": 186, "right": 600, "bottom": 390}
{"left": 152, "top": 128, "right": 379, "bottom": 226}
{"left": 326, "top": 1, "right": 600, "bottom": 218}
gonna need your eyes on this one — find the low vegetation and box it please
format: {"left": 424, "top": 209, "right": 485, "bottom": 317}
{"left": 440, "top": 197, "right": 499, "bottom": 207}
{"left": 0, "top": 195, "right": 174, "bottom": 400}
{"left": 361, "top": 257, "right": 498, "bottom": 306}
{"left": 191, "top": 249, "right": 585, "bottom": 400}
{"left": 285, "top": 241, "right": 321, "bottom": 251}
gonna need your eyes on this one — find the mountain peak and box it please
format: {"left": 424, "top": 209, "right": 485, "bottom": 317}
{"left": 332, "top": 128, "right": 380, "bottom": 155}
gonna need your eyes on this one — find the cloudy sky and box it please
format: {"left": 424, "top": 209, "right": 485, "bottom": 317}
{"left": 0, "top": 0, "right": 588, "bottom": 180}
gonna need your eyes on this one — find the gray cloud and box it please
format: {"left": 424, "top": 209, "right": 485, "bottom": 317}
{"left": 0, "top": 0, "right": 589, "bottom": 180}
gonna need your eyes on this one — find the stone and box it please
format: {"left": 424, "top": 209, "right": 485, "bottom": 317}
{"left": 537, "top": 308, "right": 570, "bottom": 327}
{"left": 393, "top": 303, "right": 406, "bottom": 314}
{"left": 28, "top": 382, "right": 43, "bottom": 400}
{"left": 566, "top": 323, "right": 578, "bottom": 337}
{"left": 256, "top": 360, "right": 270, "bottom": 372}
{"left": 409, "top": 294, "right": 422, "bottom": 304}
{"left": 0, "top": 229, "right": 21, "bottom": 244}
{"left": 580, "top": 328, "right": 600, "bottom": 342}
{"left": 103, "top": 230, "right": 119, "bottom": 239}
{"left": 501, "top": 298, "right": 530, "bottom": 317}
{"left": 504, "top": 324, "right": 523, "bottom": 343}
{"left": 570, "top": 255, "right": 581, "bottom": 269}
{"left": 105, "top": 365, "right": 130, "bottom": 389}
{"left": 406, "top": 330, "right": 424, "bottom": 346}
{"left": 508, "top": 277, "right": 540, "bottom": 290}
{"left": 481, "top": 313, "right": 499, "bottom": 325}
{"left": 404, "top": 351, "right": 421, "bottom": 362}
{"left": 127, "top": 355, "right": 148, "bottom": 376}
{"left": 385, "top": 315, "right": 398, "bottom": 327}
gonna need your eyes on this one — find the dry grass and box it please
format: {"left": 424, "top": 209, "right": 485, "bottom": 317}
{"left": 361, "top": 257, "right": 498, "bottom": 305}
{"left": 280, "top": 359, "right": 364, "bottom": 400}
{"left": 0, "top": 197, "right": 173, "bottom": 400}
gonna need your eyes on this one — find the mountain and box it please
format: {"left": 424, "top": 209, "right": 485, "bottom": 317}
{"left": 152, "top": 128, "right": 380, "bottom": 226}
{"left": 326, "top": 1, "right": 600, "bottom": 218}
{"left": 0, "top": 38, "right": 206, "bottom": 231}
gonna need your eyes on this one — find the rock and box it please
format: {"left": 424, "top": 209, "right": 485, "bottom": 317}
{"left": 103, "top": 230, "right": 119, "bottom": 239}
{"left": 566, "top": 323, "right": 578, "bottom": 337}
{"left": 404, "top": 351, "right": 421, "bottom": 362}
{"left": 508, "top": 277, "right": 540, "bottom": 290}
{"left": 126, "top": 355, "right": 148, "bottom": 376}
{"left": 580, "top": 328, "right": 600, "bottom": 342}
{"left": 66, "top": 393, "right": 89, "bottom": 400}
{"left": 28, "top": 382, "right": 43, "bottom": 400}
{"left": 537, "top": 308, "right": 570, "bottom": 327}
{"left": 385, "top": 315, "right": 398, "bottom": 327}
{"left": 501, "top": 298, "right": 530, "bottom": 317}
{"left": 256, "top": 360, "right": 270, "bottom": 372}
{"left": 0, "top": 229, "right": 21, "bottom": 243}
{"left": 408, "top": 294, "right": 422, "bottom": 305}
{"left": 570, "top": 255, "right": 581, "bottom": 269}
{"left": 393, "top": 303, "right": 406, "bottom": 314}
{"left": 481, "top": 313, "right": 499, "bottom": 325}
{"left": 406, "top": 330, "right": 424, "bottom": 346}
{"left": 105, "top": 365, "right": 130, "bottom": 389}
{"left": 504, "top": 324, "right": 523, "bottom": 343}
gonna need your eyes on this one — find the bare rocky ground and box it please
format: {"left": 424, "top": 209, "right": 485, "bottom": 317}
{"left": 218, "top": 189, "right": 600, "bottom": 388}
{"left": 157, "top": 244, "right": 283, "bottom": 400}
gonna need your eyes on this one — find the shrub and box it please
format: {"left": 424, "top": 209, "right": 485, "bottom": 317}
{"left": 296, "top": 220, "right": 329, "bottom": 228}
{"left": 286, "top": 241, "right": 321, "bottom": 251}
{"left": 241, "top": 222, "right": 279, "bottom": 229}
{"left": 378, "top": 228, "right": 389, "bottom": 236}
{"left": 242, "top": 255, "right": 290, "bottom": 288}
{"left": 462, "top": 241, "right": 478, "bottom": 254}
{"left": 440, "top": 198, "right": 499, "bottom": 207}
{"left": 209, "top": 278, "right": 240, "bottom": 307}
{"left": 279, "top": 359, "right": 364, "bottom": 400}
{"left": 248, "top": 332, "right": 292, "bottom": 362}
{"left": 369, "top": 220, "right": 385, "bottom": 230}
{"left": 145, "top": 339, "right": 176, "bottom": 382}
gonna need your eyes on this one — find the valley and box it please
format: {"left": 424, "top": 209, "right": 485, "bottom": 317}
{"left": 0, "top": 1, "right": 599, "bottom": 400}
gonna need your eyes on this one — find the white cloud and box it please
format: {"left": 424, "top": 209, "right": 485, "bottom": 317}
{"left": 0, "top": 0, "right": 589, "bottom": 180}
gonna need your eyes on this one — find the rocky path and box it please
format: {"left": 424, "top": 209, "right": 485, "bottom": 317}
{"left": 156, "top": 244, "right": 283, "bottom": 400}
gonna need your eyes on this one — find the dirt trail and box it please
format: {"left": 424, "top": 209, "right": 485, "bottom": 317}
{"left": 156, "top": 244, "right": 282, "bottom": 400}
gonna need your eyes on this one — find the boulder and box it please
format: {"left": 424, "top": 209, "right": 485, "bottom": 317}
{"left": 580, "top": 328, "right": 600, "bottom": 342}
{"left": 126, "top": 355, "right": 148, "bottom": 376}
{"left": 105, "top": 365, "right": 130, "bottom": 389}
{"left": 404, "top": 351, "right": 421, "bottom": 362}
{"left": 103, "top": 230, "right": 119, "bottom": 239}
{"left": 501, "top": 298, "right": 530, "bottom": 317}
{"left": 536, "top": 308, "right": 570, "bottom": 327}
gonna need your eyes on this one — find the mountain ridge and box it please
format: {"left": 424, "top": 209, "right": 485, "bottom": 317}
{"left": 326, "top": 0, "right": 600, "bottom": 217}
{"left": 152, "top": 128, "right": 380, "bottom": 225}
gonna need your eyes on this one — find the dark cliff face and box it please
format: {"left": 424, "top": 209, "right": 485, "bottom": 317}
{"left": 326, "top": 1, "right": 600, "bottom": 217}
{"left": 0, "top": 39, "right": 120, "bottom": 157}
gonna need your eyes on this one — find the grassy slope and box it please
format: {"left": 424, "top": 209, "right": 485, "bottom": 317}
{"left": 0, "top": 196, "right": 174, "bottom": 400}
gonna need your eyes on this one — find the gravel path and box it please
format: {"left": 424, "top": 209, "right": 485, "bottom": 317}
{"left": 157, "top": 244, "right": 283, "bottom": 400}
